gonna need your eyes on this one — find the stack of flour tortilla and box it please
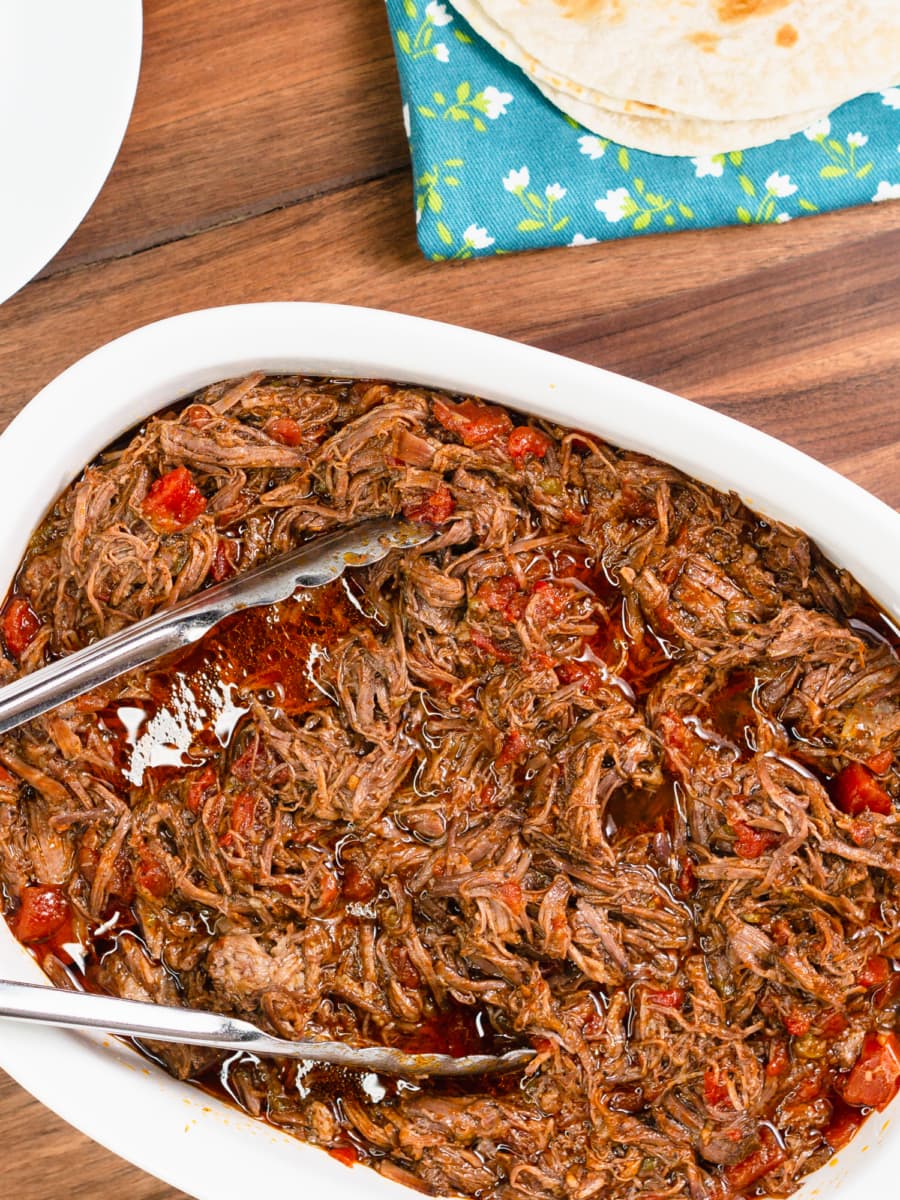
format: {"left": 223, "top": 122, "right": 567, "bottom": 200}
{"left": 447, "top": 0, "right": 900, "bottom": 154}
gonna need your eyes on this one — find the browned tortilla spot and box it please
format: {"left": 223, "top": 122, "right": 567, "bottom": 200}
{"left": 551, "top": 0, "right": 624, "bottom": 22}
{"left": 688, "top": 32, "right": 720, "bottom": 53}
{"left": 776, "top": 22, "right": 798, "bottom": 47}
{"left": 717, "top": 0, "right": 789, "bottom": 21}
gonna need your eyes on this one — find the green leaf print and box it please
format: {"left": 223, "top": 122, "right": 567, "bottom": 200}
{"left": 415, "top": 159, "right": 468, "bottom": 224}
{"left": 808, "top": 129, "right": 875, "bottom": 182}
{"left": 632, "top": 211, "right": 651, "bottom": 230}
{"left": 738, "top": 175, "right": 756, "bottom": 197}
{"left": 414, "top": 84, "right": 495, "bottom": 134}
{"left": 436, "top": 221, "right": 453, "bottom": 246}
{"left": 618, "top": 148, "right": 630, "bottom": 170}
{"left": 728, "top": 151, "right": 743, "bottom": 166}
{"left": 503, "top": 170, "right": 571, "bottom": 235}
{"left": 396, "top": 6, "right": 453, "bottom": 61}
{"left": 736, "top": 207, "right": 752, "bottom": 224}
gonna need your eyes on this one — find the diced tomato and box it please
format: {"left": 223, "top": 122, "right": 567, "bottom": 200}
{"left": 733, "top": 820, "right": 781, "bottom": 859}
{"left": 469, "top": 628, "right": 515, "bottom": 663}
{"left": 531, "top": 580, "right": 569, "bottom": 621}
{"left": 264, "top": 416, "right": 305, "bottom": 446}
{"left": 866, "top": 750, "right": 894, "bottom": 775}
{"left": 476, "top": 575, "right": 527, "bottom": 622}
{"left": 184, "top": 404, "right": 211, "bottom": 428}
{"left": 675, "top": 856, "right": 697, "bottom": 898}
{"left": 849, "top": 817, "right": 876, "bottom": 847}
{"left": 432, "top": 398, "right": 513, "bottom": 448}
{"left": 770, "top": 918, "right": 791, "bottom": 947}
{"left": 210, "top": 537, "right": 239, "bottom": 582}
{"left": 840, "top": 1032, "right": 900, "bottom": 1110}
{"left": 231, "top": 742, "right": 263, "bottom": 782}
{"left": 141, "top": 466, "right": 207, "bottom": 534}
{"left": 135, "top": 853, "right": 172, "bottom": 899}
{"left": 498, "top": 879, "right": 524, "bottom": 910}
{"left": 342, "top": 861, "right": 377, "bottom": 903}
{"left": 328, "top": 1144, "right": 359, "bottom": 1168}
{"left": 703, "top": 1067, "right": 731, "bottom": 1108}
{"left": 498, "top": 729, "right": 530, "bottom": 767}
{"left": 186, "top": 775, "right": 215, "bottom": 826}
{"left": 402, "top": 484, "right": 456, "bottom": 525}
{"left": 228, "top": 793, "right": 257, "bottom": 838}
{"left": 790, "top": 1065, "right": 827, "bottom": 1103}
{"left": 556, "top": 659, "right": 604, "bottom": 696}
{"left": 784, "top": 1008, "right": 813, "bottom": 1037}
{"left": 724, "top": 1128, "right": 786, "bottom": 1192}
{"left": 860, "top": 956, "right": 891, "bottom": 990}
{"left": 647, "top": 987, "right": 684, "bottom": 1010}
{"left": 766, "top": 1041, "right": 790, "bottom": 1078}
{"left": 657, "top": 710, "right": 706, "bottom": 770}
{"left": 820, "top": 1011, "right": 849, "bottom": 1038}
{"left": 2, "top": 597, "right": 41, "bottom": 658}
{"left": 11, "top": 885, "right": 70, "bottom": 943}
{"left": 388, "top": 945, "right": 420, "bottom": 990}
{"left": 830, "top": 762, "right": 893, "bottom": 817}
{"left": 508, "top": 426, "right": 551, "bottom": 465}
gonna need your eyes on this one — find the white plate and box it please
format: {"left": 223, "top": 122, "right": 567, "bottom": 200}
{"left": 0, "top": 303, "right": 897, "bottom": 1200}
{"left": 0, "top": 0, "right": 142, "bottom": 305}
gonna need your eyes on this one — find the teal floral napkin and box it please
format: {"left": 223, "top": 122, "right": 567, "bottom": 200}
{"left": 385, "top": 0, "right": 900, "bottom": 259}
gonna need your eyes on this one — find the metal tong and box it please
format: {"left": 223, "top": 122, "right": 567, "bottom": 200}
{"left": 0, "top": 517, "right": 430, "bottom": 734}
{"left": 0, "top": 980, "right": 533, "bottom": 1077}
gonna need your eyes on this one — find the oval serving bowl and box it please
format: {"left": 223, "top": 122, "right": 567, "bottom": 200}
{"left": 0, "top": 303, "right": 897, "bottom": 1200}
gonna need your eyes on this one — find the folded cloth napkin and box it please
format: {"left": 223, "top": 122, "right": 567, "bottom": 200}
{"left": 385, "top": 0, "right": 900, "bottom": 259}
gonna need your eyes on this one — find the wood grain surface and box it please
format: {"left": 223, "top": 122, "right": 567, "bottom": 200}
{"left": 1, "top": 0, "right": 898, "bottom": 1197}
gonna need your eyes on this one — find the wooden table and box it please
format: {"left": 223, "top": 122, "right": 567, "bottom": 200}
{"left": 0, "top": 2, "right": 897, "bottom": 1197}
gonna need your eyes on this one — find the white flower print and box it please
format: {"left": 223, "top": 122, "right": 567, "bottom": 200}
{"left": 691, "top": 155, "right": 723, "bottom": 179}
{"left": 425, "top": 1, "right": 453, "bottom": 26}
{"left": 594, "top": 187, "right": 632, "bottom": 223}
{"left": 765, "top": 171, "right": 797, "bottom": 198}
{"left": 462, "top": 224, "right": 494, "bottom": 250}
{"left": 569, "top": 233, "right": 599, "bottom": 247}
{"left": 402, "top": 103, "right": 410, "bottom": 138}
{"left": 433, "top": 42, "right": 449, "bottom": 63}
{"left": 847, "top": 131, "right": 868, "bottom": 148}
{"left": 873, "top": 181, "right": 900, "bottom": 202}
{"left": 881, "top": 87, "right": 900, "bottom": 110}
{"left": 775, "top": 213, "right": 792, "bottom": 223}
{"left": 503, "top": 166, "right": 530, "bottom": 192}
{"left": 577, "top": 135, "right": 606, "bottom": 160}
{"left": 545, "top": 183, "right": 567, "bottom": 201}
{"left": 481, "top": 86, "right": 513, "bottom": 119}
{"left": 803, "top": 117, "right": 831, "bottom": 140}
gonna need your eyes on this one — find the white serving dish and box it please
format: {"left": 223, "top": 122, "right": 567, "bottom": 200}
{"left": 0, "top": 303, "right": 896, "bottom": 1200}
{"left": 0, "top": 0, "right": 143, "bottom": 305}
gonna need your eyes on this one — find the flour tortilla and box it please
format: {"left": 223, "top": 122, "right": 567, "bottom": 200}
{"left": 450, "top": 0, "right": 900, "bottom": 123}
{"left": 531, "top": 74, "right": 826, "bottom": 155}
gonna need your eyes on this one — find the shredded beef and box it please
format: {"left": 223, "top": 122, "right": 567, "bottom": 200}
{"left": 1, "top": 375, "right": 898, "bottom": 1200}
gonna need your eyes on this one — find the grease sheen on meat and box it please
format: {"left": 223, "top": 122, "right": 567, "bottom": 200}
{"left": 1, "top": 375, "right": 899, "bottom": 1200}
